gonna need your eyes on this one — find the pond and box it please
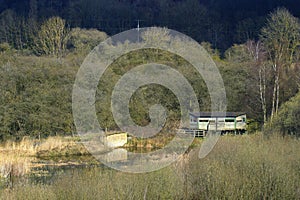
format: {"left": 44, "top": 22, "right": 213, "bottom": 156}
{"left": 1, "top": 147, "right": 184, "bottom": 189}
{"left": 0, "top": 150, "right": 187, "bottom": 199}
{"left": 2, "top": 135, "right": 299, "bottom": 199}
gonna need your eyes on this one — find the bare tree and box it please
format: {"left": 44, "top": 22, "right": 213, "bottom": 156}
{"left": 245, "top": 40, "right": 268, "bottom": 124}
{"left": 35, "top": 16, "right": 69, "bottom": 57}
{"left": 260, "top": 8, "right": 300, "bottom": 122}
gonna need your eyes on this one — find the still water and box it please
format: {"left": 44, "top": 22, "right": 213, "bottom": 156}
{"left": 0, "top": 146, "right": 190, "bottom": 200}
{"left": 1, "top": 147, "right": 185, "bottom": 190}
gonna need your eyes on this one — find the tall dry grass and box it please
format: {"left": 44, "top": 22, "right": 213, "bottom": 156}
{"left": 0, "top": 136, "right": 87, "bottom": 179}
{"left": 0, "top": 137, "right": 37, "bottom": 156}
{"left": 1, "top": 133, "right": 299, "bottom": 199}
{"left": 0, "top": 154, "right": 32, "bottom": 178}
{"left": 36, "top": 136, "right": 88, "bottom": 157}
{"left": 0, "top": 137, "right": 36, "bottom": 178}
{"left": 187, "top": 133, "right": 300, "bottom": 199}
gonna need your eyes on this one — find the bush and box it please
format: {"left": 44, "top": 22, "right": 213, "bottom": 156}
{"left": 34, "top": 17, "right": 69, "bottom": 57}
{"left": 67, "top": 28, "right": 107, "bottom": 53}
{"left": 266, "top": 90, "right": 300, "bottom": 136}
{"left": 0, "top": 43, "right": 11, "bottom": 52}
{"left": 0, "top": 55, "right": 77, "bottom": 140}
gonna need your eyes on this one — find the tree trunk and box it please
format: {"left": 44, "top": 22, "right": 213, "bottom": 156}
{"left": 263, "top": 66, "right": 267, "bottom": 123}
{"left": 259, "top": 65, "right": 267, "bottom": 124}
{"left": 270, "top": 71, "right": 277, "bottom": 122}
{"left": 271, "top": 64, "right": 280, "bottom": 122}
{"left": 275, "top": 71, "right": 280, "bottom": 115}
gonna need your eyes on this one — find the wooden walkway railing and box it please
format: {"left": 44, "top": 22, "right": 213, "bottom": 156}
{"left": 177, "top": 129, "right": 206, "bottom": 137}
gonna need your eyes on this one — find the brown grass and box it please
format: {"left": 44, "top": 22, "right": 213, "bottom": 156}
{"left": 0, "top": 137, "right": 36, "bottom": 178}
{"left": 0, "top": 153, "right": 32, "bottom": 178}
{"left": 0, "top": 136, "right": 88, "bottom": 178}
{"left": 0, "top": 137, "right": 37, "bottom": 156}
{"left": 186, "top": 133, "right": 300, "bottom": 199}
{"left": 1, "top": 133, "right": 300, "bottom": 199}
{"left": 124, "top": 133, "right": 176, "bottom": 149}
{"left": 35, "top": 136, "right": 88, "bottom": 157}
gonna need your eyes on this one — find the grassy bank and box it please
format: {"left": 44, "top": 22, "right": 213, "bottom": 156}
{"left": 124, "top": 132, "right": 203, "bottom": 151}
{"left": 1, "top": 133, "right": 299, "bottom": 199}
{"left": 0, "top": 136, "right": 89, "bottom": 157}
{"left": 187, "top": 133, "right": 300, "bottom": 199}
{"left": 0, "top": 133, "right": 182, "bottom": 178}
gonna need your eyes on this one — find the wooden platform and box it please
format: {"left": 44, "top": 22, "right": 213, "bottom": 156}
{"left": 178, "top": 129, "right": 206, "bottom": 137}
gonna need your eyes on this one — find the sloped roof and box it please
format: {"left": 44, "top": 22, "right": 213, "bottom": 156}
{"left": 190, "top": 112, "right": 246, "bottom": 118}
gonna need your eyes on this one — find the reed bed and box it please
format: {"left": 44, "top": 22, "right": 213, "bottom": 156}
{"left": 0, "top": 153, "right": 31, "bottom": 178}
{"left": 0, "top": 137, "right": 36, "bottom": 178}
{"left": 0, "top": 137, "right": 37, "bottom": 156}
{"left": 1, "top": 133, "right": 299, "bottom": 199}
{"left": 0, "top": 136, "right": 88, "bottom": 179}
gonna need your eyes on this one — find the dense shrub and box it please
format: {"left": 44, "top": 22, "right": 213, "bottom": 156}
{"left": 266, "top": 90, "right": 300, "bottom": 136}
{"left": 67, "top": 28, "right": 107, "bottom": 53}
{"left": 0, "top": 55, "right": 77, "bottom": 140}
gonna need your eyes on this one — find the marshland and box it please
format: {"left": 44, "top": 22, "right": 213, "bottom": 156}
{"left": 1, "top": 134, "right": 300, "bottom": 199}
{"left": 1, "top": 1, "right": 300, "bottom": 199}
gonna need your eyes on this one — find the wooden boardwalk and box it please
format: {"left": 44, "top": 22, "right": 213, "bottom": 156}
{"left": 178, "top": 129, "right": 206, "bottom": 137}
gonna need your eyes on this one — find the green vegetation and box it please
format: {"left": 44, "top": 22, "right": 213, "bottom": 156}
{"left": 0, "top": 54, "right": 78, "bottom": 140}
{"left": 0, "top": 8, "right": 299, "bottom": 140}
{"left": 0, "top": 25, "right": 108, "bottom": 141}
{"left": 96, "top": 47, "right": 210, "bottom": 131}
{"left": 266, "top": 91, "right": 300, "bottom": 136}
{"left": 1, "top": 134, "right": 299, "bottom": 199}
{"left": 260, "top": 8, "right": 300, "bottom": 121}
{"left": 68, "top": 28, "right": 107, "bottom": 54}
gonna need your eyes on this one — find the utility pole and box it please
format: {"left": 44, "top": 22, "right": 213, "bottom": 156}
{"left": 137, "top": 19, "right": 140, "bottom": 32}
{"left": 135, "top": 20, "right": 144, "bottom": 43}
{"left": 137, "top": 20, "right": 140, "bottom": 43}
